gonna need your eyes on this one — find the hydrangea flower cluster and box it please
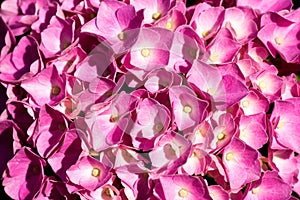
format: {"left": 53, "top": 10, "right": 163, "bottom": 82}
{"left": 0, "top": 0, "right": 300, "bottom": 199}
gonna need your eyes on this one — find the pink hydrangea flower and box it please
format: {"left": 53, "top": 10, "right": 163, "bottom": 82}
{"left": 66, "top": 155, "right": 112, "bottom": 192}
{"left": 244, "top": 171, "right": 292, "bottom": 200}
{"left": 95, "top": 1, "right": 142, "bottom": 51}
{"left": 77, "top": 92, "right": 137, "bottom": 152}
{"left": 149, "top": 131, "right": 191, "bottom": 174}
{"left": 187, "top": 61, "right": 248, "bottom": 110}
{"left": 238, "top": 113, "right": 268, "bottom": 149}
{"left": 271, "top": 97, "right": 300, "bottom": 153}
{"left": 144, "top": 68, "right": 181, "bottom": 93}
{"left": 130, "top": 0, "right": 171, "bottom": 24}
{"left": 154, "top": 4, "right": 187, "bottom": 31}
{"left": 129, "top": 97, "right": 170, "bottom": 150}
{"left": 0, "top": 36, "right": 40, "bottom": 83}
{"left": 236, "top": 0, "right": 293, "bottom": 14}
{"left": 47, "top": 130, "right": 82, "bottom": 181}
{"left": 205, "top": 28, "right": 241, "bottom": 64}
{"left": 40, "top": 16, "right": 75, "bottom": 58}
{"left": 270, "top": 150, "right": 298, "bottom": 185}
{"left": 0, "top": 17, "right": 15, "bottom": 61}
{"left": 180, "top": 145, "right": 212, "bottom": 175}
{"left": 222, "top": 138, "right": 261, "bottom": 191}
{"left": 32, "top": 104, "right": 68, "bottom": 158}
{"left": 123, "top": 28, "right": 172, "bottom": 80}
{"left": 208, "top": 185, "right": 230, "bottom": 200}
{"left": 190, "top": 3, "right": 224, "bottom": 40}
{"left": 169, "top": 85, "right": 208, "bottom": 131}
{"left": 258, "top": 12, "right": 300, "bottom": 63}
{"left": 222, "top": 7, "right": 258, "bottom": 44}
{"left": 2, "top": 147, "right": 46, "bottom": 200}
{"left": 239, "top": 89, "right": 269, "bottom": 116}
{"left": 154, "top": 174, "right": 212, "bottom": 200}
{"left": 250, "top": 66, "right": 283, "bottom": 102}
{"left": 21, "top": 66, "right": 65, "bottom": 106}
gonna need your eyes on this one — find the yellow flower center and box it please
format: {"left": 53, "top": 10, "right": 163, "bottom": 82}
{"left": 152, "top": 12, "right": 161, "bottom": 20}
{"left": 207, "top": 88, "right": 215, "bottom": 95}
{"left": 274, "top": 36, "right": 284, "bottom": 45}
{"left": 178, "top": 188, "right": 188, "bottom": 197}
{"left": 117, "top": 32, "right": 126, "bottom": 40}
{"left": 225, "top": 152, "right": 234, "bottom": 161}
{"left": 91, "top": 167, "right": 101, "bottom": 177}
{"left": 109, "top": 114, "right": 119, "bottom": 123}
{"left": 51, "top": 86, "right": 61, "bottom": 96}
{"left": 102, "top": 187, "right": 113, "bottom": 197}
{"left": 258, "top": 81, "right": 267, "bottom": 89}
{"left": 164, "top": 143, "right": 177, "bottom": 158}
{"left": 202, "top": 30, "right": 210, "bottom": 38}
{"left": 239, "top": 129, "right": 246, "bottom": 139}
{"left": 165, "top": 21, "right": 172, "bottom": 30}
{"left": 252, "top": 187, "right": 260, "bottom": 194}
{"left": 183, "top": 105, "right": 192, "bottom": 113}
{"left": 277, "top": 120, "right": 284, "bottom": 129}
{"left": 241, "top": 100, "right": 250, "bottom": 108}
{"left": 155, "top": 123, "right": 163, "bottom": 132}
{"left": 192, "top": 150, "right": 201, "bottom": 158}
{"left": 195, "top": 128, "right": 205, "bottom": 136}
{"left": 89, "top": 149, "right": 100, "bottom": 157}
{"left": 141, "top": 48, "right": 150, "bottom": 57}
{"left": 217, "top": 133, "right": 225, "bottom": 140}
{"left": 209, "top": 54, "right": 218, "bottom": 62}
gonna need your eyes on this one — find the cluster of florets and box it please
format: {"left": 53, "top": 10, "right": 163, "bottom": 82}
{"left": 0, "top": 0, "right": 300, "bottom": 199}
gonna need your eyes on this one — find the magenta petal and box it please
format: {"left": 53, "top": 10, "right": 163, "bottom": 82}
{"left": 186, "top": 60, "right": 226, "bottom": 106}
{"left": 271, "top": 150, "right": 298, "bottom": 185}
{"left": 181, "top": 145, "right": 211, "bottom": 175}
{"left": 78, "top": 92, "right": 137, "bottom": 152}
{"left": 130, "top": 0, "right": 170, "bottom": 23}
{"left": 96, "top": 1, "right": 128, "bottom": 37}
{"left": 258, "top": 14, "right": 300, "bottom": 63}
{"left": 250, "top": 67, "right": 283, "bottom": 102}
{"left": 144, "top": 69, "right": 173, "bottom": 93}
